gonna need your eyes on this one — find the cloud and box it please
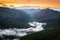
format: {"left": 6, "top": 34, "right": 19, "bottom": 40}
{"left": 0, "top": 21, "right": 46, "bottom": 37}
{"left": 0, "top": 0, "right": 60, "bottom": 8}
{"left": 50, "top": 8, "right": 60, "bottom": 11}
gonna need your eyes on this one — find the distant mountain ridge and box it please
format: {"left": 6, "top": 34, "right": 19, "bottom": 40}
{"left": 0, "top": 7, "right": 60, "bottom": 29}
{"left": 32, "top": 8, "right": 60, "bottom": 29}
{"left": 0, "top": 7, "right": 31, "bottom": 28}
{"left": 33, "top": 8, "right": 60, "bottom": 21}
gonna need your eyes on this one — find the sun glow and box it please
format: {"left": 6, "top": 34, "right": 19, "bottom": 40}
{"left": 0, "top": 0, "right": 60, "bottom": 8}
{"left": 0, "top": 4, "right": 51, "bottom": 8}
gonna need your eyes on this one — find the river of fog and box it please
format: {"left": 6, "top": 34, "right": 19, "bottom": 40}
{"left": 0, "top": 21, "right": 46, "bottom": 40}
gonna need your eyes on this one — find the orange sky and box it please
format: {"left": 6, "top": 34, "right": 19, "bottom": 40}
{"left": 0, "top": 0, "right": 60, "bottom": 8}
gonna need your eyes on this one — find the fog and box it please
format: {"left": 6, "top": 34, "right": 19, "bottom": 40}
{"left": 0, "top": 21, "right": 46, "bottom": 37}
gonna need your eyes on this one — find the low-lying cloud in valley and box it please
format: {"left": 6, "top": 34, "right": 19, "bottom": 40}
{"left": 0, "top": 21, "right": 46, "bottom": 37}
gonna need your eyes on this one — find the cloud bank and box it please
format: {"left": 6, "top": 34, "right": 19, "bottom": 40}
{"left": 0, "top": 21, "right": 46, "bottom": 37}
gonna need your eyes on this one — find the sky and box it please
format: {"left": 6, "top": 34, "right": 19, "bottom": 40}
{"left": 0, "top": 0, "right": 60, "bottom": 8}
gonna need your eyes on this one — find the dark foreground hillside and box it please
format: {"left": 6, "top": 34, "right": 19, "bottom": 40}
{"left": 21, "top": 28, "right": 60, "bottom": 40}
